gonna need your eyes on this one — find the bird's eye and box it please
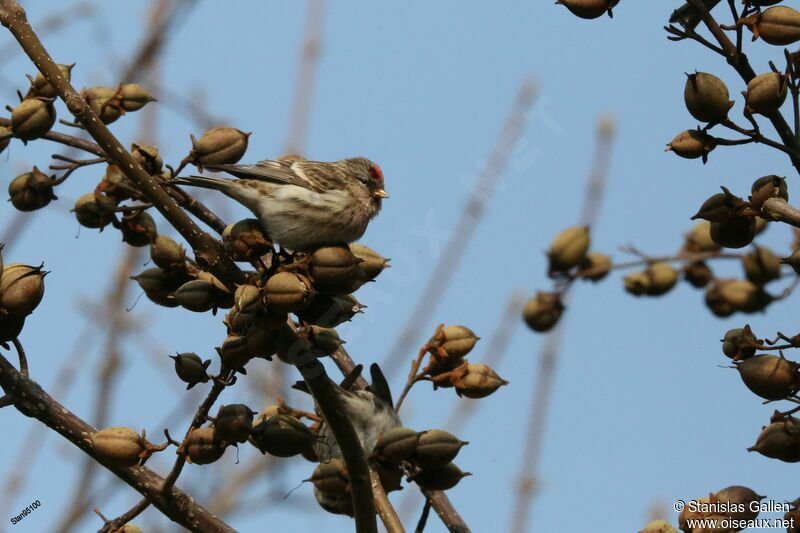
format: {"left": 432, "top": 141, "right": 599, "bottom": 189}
{"left": 359, "top": 177, "right": 369, "bottom": 185}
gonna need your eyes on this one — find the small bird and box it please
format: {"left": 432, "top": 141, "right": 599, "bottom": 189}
{"left": 171, "top": 157, "right": 388, "bottom": 250}
{"left": 669, "top": 0, "right": 722, "bottom": 30}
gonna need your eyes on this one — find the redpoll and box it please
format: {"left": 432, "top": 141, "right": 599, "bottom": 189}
{"left": 171, "top": 157, "right": 388, "bottom": 250}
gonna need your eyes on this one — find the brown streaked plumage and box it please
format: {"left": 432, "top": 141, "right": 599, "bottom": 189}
{"left": 171, "top": 157, "right": 388, "bottom": 250}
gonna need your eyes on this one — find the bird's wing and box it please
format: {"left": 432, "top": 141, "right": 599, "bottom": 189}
{"left": 204, "top": 159, "right": 318, "bottom": 190}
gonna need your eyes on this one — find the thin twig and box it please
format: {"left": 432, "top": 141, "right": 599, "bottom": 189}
{"left": 96, "top": 499, "right": 150, "bottom": 533}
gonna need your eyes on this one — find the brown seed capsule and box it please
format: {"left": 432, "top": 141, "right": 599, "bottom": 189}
{"left": 214, "top": 404, "right": 255, "bottom": 444}
{"left": 555, "top": 0, "right": 618, "bottom": 19}
{"left": 118, "top": 525, "right": 143, "bottom": 533}
{"left": 314, "top": 487, "right": 354, "bottom": 516}
{"left": 118, "top": 83, "right": 156, "bottom": 112}
{"left": 0, "top": 263, "right": 46, "bottom": 316}
{"left": 234, "top": 284, "right": 262, "bottom": 314}
{"left": 190, "top": 127, "right": 250, "bottom": 167}
{"left": 11, "top": 97, "right": 56, "bottom": 141}
{"left": 185, "top": 426, "right": 226, "bottom": 465}
{"left": 638, "top": 520, "right": 678, "bottom": 533}
{"left": 684, "top": 72, "right": 733, "bottom": 123}
{"left": 375, "top": 427, "right": 420, "bottom": 462}
{"left": 645, "top": 262, "right": 678, "bottom": 296}
{"left": 722, "top": 326, "right": 758, "bottom": 361}
{"left": 308, "top": 245, "right": 367, "bottom": 295}
{"left": 0, "top": 314, "right": 25, "bottom": 342}
{"left": 684, "top": 221, "right": 720, "bottom": 253}
{"left": 0, "top": 126, "right": 11, "bottom": 155}
{"left": 223, "top": 218, "right": 272, "bottom": 261}
{"left": 410, "top": 462, "right": 471, "bottom": 491}
{"left": 431, "top": 325, "right": 480, "bottom": 360}
{"left": 150, "top": 235, "right": 186, "bottom": 271}
{"left": 522, "top": 291, "right": 564, "bottom": 332}
{"left": 245, "top": 323, "right": 280, "bottom": 359}
{"left": 691, "top": 190, "right": 743, "bottom": 223}
{"left": 73, "top": 192, "right": 115, "bottom": 229}
{"left": 740, "top": 6, "right": 800, "bottom": 46}
{"left": 683, "top": 261, "right": 713, "bottom": 288}
{"left": 624, "top": 271, "right": 651, "bottom": 296}
{"left": 748, "top": 416, "right": 800, "bottom": 462}
{"left": 413, "top": 429, "right": 468, "bottom": 467}
{"left": 80, "top": 87, "right": 123, "bottom": 124}
{"left": 711, "top": 485, "right": 764, "bottom": 522}
{"left": 249, "top": 414, "right": 315, "bottom": 457}
{"left": 745, "top": 72, "right": 788, "bottom": 115}
{"left": 452, "top": 363, "right": 508, "bottom": 399}
{"left": 296, "top": 294, "right": 364, "bottom": 328}
{"left": 308, "top": 325, "right": 343, "bottom": 355}
{"left": 577, "top": 252, "right": 612, "bottom": 282}
{"left": 120, "top": 211, "right": 157, "bottom": 247}
{"left": 131, "top": 143, "right": 163, "bottom": 174}
{"left": 709, "top": 279, "right": 772, "bottom": 315}
{"left": 310, "top": 459, "right": 350, "bottom": 495}
{"left": 376, "top": 462, "right": 404, "bottom": 493}
{"left": 736, "top": 354, "right": 798, "bottom": 400}
{"left": 26, "top": 63, "right": 73, "bottom": 98}
{"left": 169, "top": 352, "right": 211, "bottom": 389}
{"left": 349, "top": 243, "right": 390, "bottom": 280}
{"left": 8, "top": 167, "right": 57, "bottom": 212}
{"left": 90, "top": 427, "right": 147, "bottom": 468}
{"left": 217, "top": 334, "right": 252, "bottom": 370}
{"left": 750, "top": 175, "right": 789, "bottom": 211}
{"left": 548, "top": 226, "right": 590, "bottom": 274}
{"left": 265, "top": 271, "right": 314, "bottom": 313}
{"left": 742, "top": 246, "right": 781, "bottom": 285}
{"left": 174, "top": 280, "right": 220, "bottom": 313}
{"left": 666, "top": 129, "right": 715, "bottom": 161}
{"left": 710, "top": 217, "right": 756, "bottom": 249}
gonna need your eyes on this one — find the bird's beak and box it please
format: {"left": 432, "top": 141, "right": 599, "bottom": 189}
{"left": 373, "top": 189, "right": 389, "bottom": 199}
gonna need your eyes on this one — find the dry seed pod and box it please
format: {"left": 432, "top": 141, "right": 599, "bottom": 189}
{"left": 174, "top": 279, "right": 220, "bottom": 313}
{"left": 73, "top": 192, "right": 115, "bottom": 229}
{"left": 623, "top": 271, "right": 651, "bottom": 296}
{"left": 742, "top": 246, "right": 781, "bottom": 285}
{"left": 683, "top": 261, "right": 713, "bottom": 289}
{"left": 0, "top": 126, "right": 11, "bottom": 155}
{"left": 307, "top": 246, "right": 368, "bottom": 295}
{"left": 8, "top": 167, "right": 57, "bottom": 212}
{"left": 666, "top": 129, "right": 715, "bottom": 161}
{"left": 691, "top": 190, "right": 742, "bottom": 223}
{"left": 11, "top": 97, "right": 56, "bottom": 141}
{"left": 410, "top": 462, "right": 471, "bottom": 491}
{"left": 120, "top": 211, "right": 157, "bottom": 247}
{"left": 185, "top": 427, "right": 226, "bottom": 465}
{"left": 80, "top": 86, "right": 122, "bottom": 124}
{"left": 265, "top": 271, "right": 314, "bottom": 313}
{"left": 413, "top": 429, "right": 468, "bottom": 467}
{"left": 452, "top": 363, "right": 508, "bottom": 399}
{"left": 234, "top": 284, "right": 262, "bottom": 313}
{"left": 684, "top": 72, "right": 733, "bottom": 123}
{"left": 555, "top": 0, "right": 618, "bottom": 19}
{"left": 577, "top": 252, "right": 611, "bottom": 282}
{"left": 722, "top": 326, "right": 758, "bottom": 361}
{"left": 431, "top": 325, "right": 480, "bottom": 360}
{"left": 314, "top": 487, "right": 354, "bottom": 516}
{"left": 710, "top": 217, "right": 756, "bottom": 249}
{"left": 735, "top": 354, "right": 798, "bottom": 400}
{"left": 375, "top": 427, "right": 419, "bottom": 463}
{"left": 131, "top": 143, "right": 163, "bottom": 174}
{"left": 223, "top": 218, "right": 272, "bottom": 261}
{"left": 750, "top": 175, "right": 788, "bottom": 210}
{"left": 297, "top": 294, "right": 364, "bottom": 328}
{"left": 522, "top": 291, "right": 564, "bottom": 332}
{"left": 26, "top": 63, "right": 73, "bottom": 98}
{"left": 348, "top": 243, "right": 390, "bottom": 280}
{"left": 90, "top": 427, "right": 147, "bottom": 468}
{"left": 684, "top": 221, "right": 720, "bottom": 253}
{"left": 740, "top": 6, "right": 800, "bottom": 46}
{"left": 214, "top": 404, "right": 255, "bottom": 444}
{"left": 310, "top": 459, "right": 350, "bottom": 495}
{"left": 748, "top": 416, "right": 800, "bottom": 462}
{"left": 118, "top": 83, "right": 155, "bottom": 112}
{"left": 249, "top": 414, "right": 315, "bottom": 457}
{"left": 547, "top": 226, "right": 590, "bottom": 274}
{"left": 711, "top": 485, "right": 764, "bottom": 522}
{"left": 169, "top": 352, "right": 211, "bottom": 389}
{"left": 150, "top": 235, "right": 186, "bottom": 271}
{"left": 645, "top": 262, "right": 678, "bottom": 296}
{"left": 308, "top": 326, "right": 343, "bottom": 355}
{"left": 720, "top": 279, "right": 772, "bottom": 313}
{"left": 745, "top": 72, "right": 788, "bottom": 115}
{"left": 118, "top": 525, "right": 143, "bottom": 533}
{"left": 190, "top": 127, "right": 250, "bottom": 167}
{"left": 217, "top": 334, "right": 251, "bottom": 370}
{"left": 376, "top": 462, "right": 404, "bottom": 493}
{"left": 0, "top": 314, "right": 25, "bottom": 342}
{"left": 245, "top": 323, "right": 280, "bottom": 359}
{"left": 638, "top": 520, "right": 678, "bottom": 533}
{"left": 0, "top": 263, "right": 46, "bottom": 315}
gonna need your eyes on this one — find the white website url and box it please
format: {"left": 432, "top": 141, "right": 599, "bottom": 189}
{"left": 686, "top": 517, "right": 796, "bottom": 530}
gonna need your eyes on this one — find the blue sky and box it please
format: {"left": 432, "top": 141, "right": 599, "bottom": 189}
{"left": 1, "top": 1, "right": 799, "bottom": 532}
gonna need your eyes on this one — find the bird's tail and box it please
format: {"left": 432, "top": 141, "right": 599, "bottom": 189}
{"left": 170, "top": 175, "right": 229, "bottom": 190}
